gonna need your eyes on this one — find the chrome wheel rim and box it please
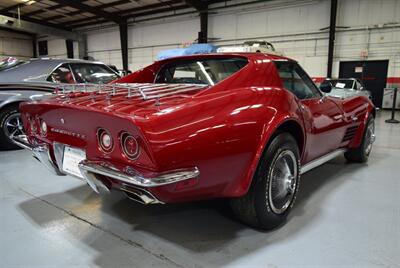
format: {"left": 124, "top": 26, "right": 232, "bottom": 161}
{"left": 3, "top": 112, "right": 24, "bottom": 139}
{"left": 268, "top": 150, "right": 298, "bottom": 214}
{"left": 364, "top": 119, "right": 375, "bottom": 155}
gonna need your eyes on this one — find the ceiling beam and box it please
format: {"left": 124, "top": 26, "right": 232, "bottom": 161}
{"left": 0, "top": 25, "right": 35, "bottom": 37}
{"left": 184, "top": 0, "right": 207, "bottom": 11}
{"left": 49, "top": 0, "right": 123, "bottom": 24}
{"left": 0, "top": 3, "right": 22, "bottom": 13}
{"left": 65, "top": 0, "right": 233, "bottom": 29}
{"left": 119, "top": 0, "right": 184, "bottom": 15}
{"left": 23, "top": 4, "right": 64, "bottom": 17}
{"left": 65, "top": 0, "right": 184, "bottom": 26}
{"left": 45, "top": 0, "right": 132, "bottom": 22}
{"left": 0, "top": 14, "right": 82, "bottom": 41}
{"left": 70, "top": 4, "right": 191, "bottom": 28}
{"left": 0, "top": 10, "right": 72, "bottom": 31}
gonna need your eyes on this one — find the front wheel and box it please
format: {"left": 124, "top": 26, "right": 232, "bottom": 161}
{"left": 0, "top": 104, "right": 24, "bottom": 150}
{"left": 230, "top": 133, "right": 300, "bottom": 230}
{"left": 344, "top": 115, "right": 375, "bottom": 163}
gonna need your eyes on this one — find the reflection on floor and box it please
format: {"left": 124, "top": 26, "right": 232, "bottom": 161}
{"left": 1, "top": 110, "right": 399, "bottom": 267}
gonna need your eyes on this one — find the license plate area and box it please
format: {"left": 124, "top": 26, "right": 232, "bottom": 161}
{"left": 62, "top": 146, "right": 86, "bottom": 179}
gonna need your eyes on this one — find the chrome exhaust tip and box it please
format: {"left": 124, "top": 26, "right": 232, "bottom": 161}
{"left": 120, "top": 185, "right": 164, "bottom": 205}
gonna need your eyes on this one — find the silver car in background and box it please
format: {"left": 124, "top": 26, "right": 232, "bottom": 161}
{"left": 0, "top": 58, "right": 120, "bottom": 150}
{"left": 322, "top": 78, "right": 372, "bottom": 99}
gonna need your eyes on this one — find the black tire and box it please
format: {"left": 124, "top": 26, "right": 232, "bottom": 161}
{"left": 230, "top": 132, "right": 300, "bottom": 230}
{"left": 344, "top": 115, "right": 375, "bottom": 163}
{"left": 0, "top": 104, "right": 23, "bottom": 150}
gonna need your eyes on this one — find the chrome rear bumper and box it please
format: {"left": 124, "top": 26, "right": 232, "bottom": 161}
{"left": 12, "top": 135, "right": 200, "bottom": 204}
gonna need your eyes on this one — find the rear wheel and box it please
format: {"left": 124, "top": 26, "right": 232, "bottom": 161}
{"left": 0, "top": 104, "right": 24, "bottom": 150}
{"left": 344, "top": 115, "right": 375, "bottom": 163}
{"left": 230, "top": 133, "right": 300, "bottom": 230}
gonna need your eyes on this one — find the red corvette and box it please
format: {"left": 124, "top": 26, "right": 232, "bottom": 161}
{"left": 14, "top": 53, "right": 375, "bottom": 229}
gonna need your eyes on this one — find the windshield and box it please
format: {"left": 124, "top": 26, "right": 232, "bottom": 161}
{"left": 155, "top": 57, "right": 248, "bottom": 85}
{"left": 70, "top": 63, "right": 120, "bottom": 84}
{"left": 324, "top": 79, "right": 354, "bottom": 89}
{"left": 0, "top": 57, "right": 26, "bottom": 71}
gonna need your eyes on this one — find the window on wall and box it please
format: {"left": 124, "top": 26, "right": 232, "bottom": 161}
{"left": 38, "top": 40, "right": 48, "bottom": 56}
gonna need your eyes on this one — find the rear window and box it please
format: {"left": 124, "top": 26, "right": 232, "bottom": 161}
{"left": 155, "top": 57, "right": 248, "bottom": 85}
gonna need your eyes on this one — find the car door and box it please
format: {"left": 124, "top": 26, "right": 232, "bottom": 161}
{"left": 275, "top": 61, "right": 347, "bottom": 162}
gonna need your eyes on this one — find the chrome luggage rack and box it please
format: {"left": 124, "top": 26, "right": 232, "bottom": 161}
{"left": 55, "top": 83, "right": 208, "bottom": 101}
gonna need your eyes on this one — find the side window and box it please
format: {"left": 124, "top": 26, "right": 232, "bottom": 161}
{"left": 274, "top": 61, "right": 321, "bottom": 99}
{"left": 48, "top": 64, "right": 75, "bottom": 84}
{"left": 70, "top": 63, "right": 120, "bottom": 84}
{"left": 355, "top": 81, "right": 362, "bottom": 90}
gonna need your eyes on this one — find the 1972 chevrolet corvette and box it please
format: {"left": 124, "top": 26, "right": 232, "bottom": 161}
{"left": 13, "top": 53, "right": 375, "bottom": 229}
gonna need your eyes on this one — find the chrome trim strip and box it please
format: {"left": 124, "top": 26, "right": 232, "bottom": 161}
{"left": 31, "top": 145, "right": 64, "bottom": 176}
{"left": 300, "top": 149, "right": 346, "bottom": 174}
{"left": 11, "top": 134, "right": 32, "bottom": 151}
{"left": 78, "top": 160, "right": 200, "bottom": 188}
{"left": 58, "top": 83, "right": 207, "bottom": 100}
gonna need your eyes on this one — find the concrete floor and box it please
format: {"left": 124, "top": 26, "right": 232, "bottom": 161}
{"left": 1, "top": 111, "right": 399, "bottom": 267}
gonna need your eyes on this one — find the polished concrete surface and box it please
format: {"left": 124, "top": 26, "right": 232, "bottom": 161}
{"left": 1, "top": 111, "right": 399, "bottom": 267}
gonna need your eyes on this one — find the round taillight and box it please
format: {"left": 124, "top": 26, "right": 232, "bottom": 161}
{"left": 40, "top": 120, "right": 47, "bottom": 136}
{"left": 121, "top": 132, "right": 139, "bottom": 160}
{"left": 97, "top": 128, "right": 114, "bottom": 153}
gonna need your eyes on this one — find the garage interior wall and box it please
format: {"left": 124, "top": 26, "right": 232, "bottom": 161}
{"left": 36, "top": 37, "right": 65, "bottom": 58}
{"left": 82, "top": 0, "right": 399, "bottom": 87}
{"left": 0, "top": 30, "right": 33, "bottom": 59}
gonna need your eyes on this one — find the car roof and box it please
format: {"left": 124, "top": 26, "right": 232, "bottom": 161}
{"left": 0, "top": 58, "right": 108, "bottom": 83}
{"left": 155, "top": 52, "right": 294, "bottom": 63}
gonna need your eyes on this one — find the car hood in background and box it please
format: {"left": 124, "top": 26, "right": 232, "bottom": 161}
{"left": 327, "top": 87, "right": 369, "bottom": 99}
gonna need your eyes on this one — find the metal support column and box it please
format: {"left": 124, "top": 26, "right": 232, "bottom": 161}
{"left": 66, "top": 39, "right": 74, "bottom": 58}
{"left": 327, "top": 0, "right": 338, "bottom": 78}
{"left": 119, "top": 21, "right": 128, "bottom": 72}
{"left": 198, "top": 11, "right": 208, "bottom": 43}
{"left": 32, "top": 34, "right": 37, "bottom": 58}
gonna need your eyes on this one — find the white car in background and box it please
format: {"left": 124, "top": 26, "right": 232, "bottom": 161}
{"left": 217, "top": 40, "right": 283, "bottom": 55}
{"left": 322, "top": 78, "right": 372, "bottom": 99}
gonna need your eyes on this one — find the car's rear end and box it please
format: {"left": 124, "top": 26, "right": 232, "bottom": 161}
{"left": 16, "top": 84, "right": 205, "bottom": 204}
{"left": 14, "top": 53, "right": 281, "bottom": 205}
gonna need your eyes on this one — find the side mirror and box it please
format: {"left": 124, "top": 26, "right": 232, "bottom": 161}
{"left": 319, "top": 82, "right": 332, "bottom": 93}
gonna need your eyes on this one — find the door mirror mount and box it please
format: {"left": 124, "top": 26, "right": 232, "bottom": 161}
{"left": 319, "top": 82, "right": 332, "bottom": 93}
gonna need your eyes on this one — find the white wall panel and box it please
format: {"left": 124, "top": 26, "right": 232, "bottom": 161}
{"left": 82, "top": 0, "right": 400, "bottom": 84}
{"left": 0, "top": 30, "right": 32, "bottom": 59}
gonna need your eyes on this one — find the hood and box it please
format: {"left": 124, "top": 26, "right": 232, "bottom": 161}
{"left": 327, "top": 87, "right": 358, "bottom": 99}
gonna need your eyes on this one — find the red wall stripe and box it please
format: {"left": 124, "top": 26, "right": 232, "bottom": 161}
{"left": 387, "top": 77, "right": 400, "bottom": 84}
{"left": 311, "top": 77, "right": 400, "bottom": 84}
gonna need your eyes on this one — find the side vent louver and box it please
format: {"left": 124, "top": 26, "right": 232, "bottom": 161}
{"left": 342, "top": 125, "right": 359, "bottom": 142}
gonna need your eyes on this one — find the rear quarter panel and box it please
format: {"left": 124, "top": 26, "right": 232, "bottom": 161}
{"left": 135, "top": 86, "right": 303, "bottom": 199}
